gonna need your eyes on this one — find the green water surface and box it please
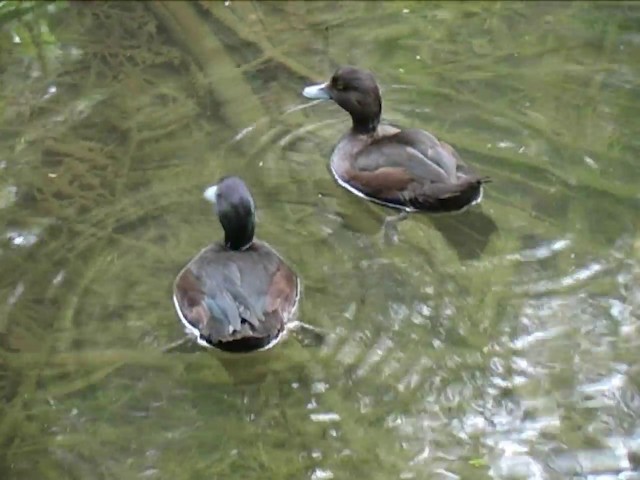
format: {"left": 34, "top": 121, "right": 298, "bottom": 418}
{"left": 1, "top": 2, "right": 639, "bottom": 479}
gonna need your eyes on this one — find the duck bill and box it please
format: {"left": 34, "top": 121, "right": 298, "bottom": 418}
{"left": 203, "top": 185, "right": 218, "bottom": 203}
{"left": 302, "top": 82, "right": 331, "bottom": 100}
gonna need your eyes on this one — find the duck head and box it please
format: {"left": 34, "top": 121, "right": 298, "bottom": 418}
{"left": 204, "top": 176, "right": 255, "bottom": 251}
{"left": 303, "top": 66, "right": 382, "bottom": 134}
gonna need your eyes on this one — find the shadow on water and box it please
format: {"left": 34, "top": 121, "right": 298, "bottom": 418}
{"left": 335, "top": 196, "right": 498, "bottom": 261}
{"left": 1, "top": 1, "right": 640, "bottom": 479}
{"left": 427, "top": 208, "right": 499, "bottom": 261}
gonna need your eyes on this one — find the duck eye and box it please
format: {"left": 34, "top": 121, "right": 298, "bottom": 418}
{"left": 334, "top": 81, "right": 345, "bottom": 91}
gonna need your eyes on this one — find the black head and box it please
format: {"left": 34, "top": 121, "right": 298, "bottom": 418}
{"left": 302, "top": 66, "right": 382, "bottom": 134}
{"left": 203, "top": 176, "right": 255, "bottom": 251}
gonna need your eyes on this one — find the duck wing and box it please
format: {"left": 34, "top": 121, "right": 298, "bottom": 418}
{"left": 354, "top": 142, "right": 450, "bottom": 183}
{"left": 385, "top": 128, "right": 465, "bottom": 181}
{"left": 174, "top": 243, "right": 297, "bottom": 346}
{"left": 348, "top": 131, "right": 485, "bottom": 211}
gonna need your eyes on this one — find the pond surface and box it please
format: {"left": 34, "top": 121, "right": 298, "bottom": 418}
{"left": 1, "top": 2, "right": 640, "bottom": 479}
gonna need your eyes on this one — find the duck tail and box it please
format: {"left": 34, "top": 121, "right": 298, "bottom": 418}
{"left": 454, "top": 176, "right": 487, "bottom": 208}
{"left": 411, "top": 176, "right": 487, "bottom": 212}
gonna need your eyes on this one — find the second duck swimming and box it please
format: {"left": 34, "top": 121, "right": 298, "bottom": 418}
{"left": 302, "top": 66, "right": 488, "bottom": 213}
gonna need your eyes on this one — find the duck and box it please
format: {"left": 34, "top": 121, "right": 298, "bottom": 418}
{"left": 172, "top": 176, "right": 300, "bottom": 353}
{"left": 302, "top": 66, "right": 488, "bottom": 215}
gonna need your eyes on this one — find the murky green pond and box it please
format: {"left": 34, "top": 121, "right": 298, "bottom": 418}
{"left": 1, "top": 1, "right": 640, "bottom": 478}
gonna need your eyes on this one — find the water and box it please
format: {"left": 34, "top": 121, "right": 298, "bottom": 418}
{"left": 1, "top": 2, "right": 639, "bottom": 479}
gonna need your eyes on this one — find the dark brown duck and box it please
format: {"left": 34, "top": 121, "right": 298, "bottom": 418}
{"left": 173, "top": 176, "right": 300, "bottom": 353}
{"left": 302, "top": 66, "right": 488, "bottom": 213}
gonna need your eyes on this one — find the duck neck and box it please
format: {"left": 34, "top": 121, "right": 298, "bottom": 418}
{"left": 351, "top": 115, "right": 380, "bottom": 135}
{"left": 220, "top": 209, "right": 255, "bottom": 251}
{"left": 225, "top": 230, "right": 253, "bottom": 251}
{"left": 350, "top": 96, "right": 382, "bottom": 135}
